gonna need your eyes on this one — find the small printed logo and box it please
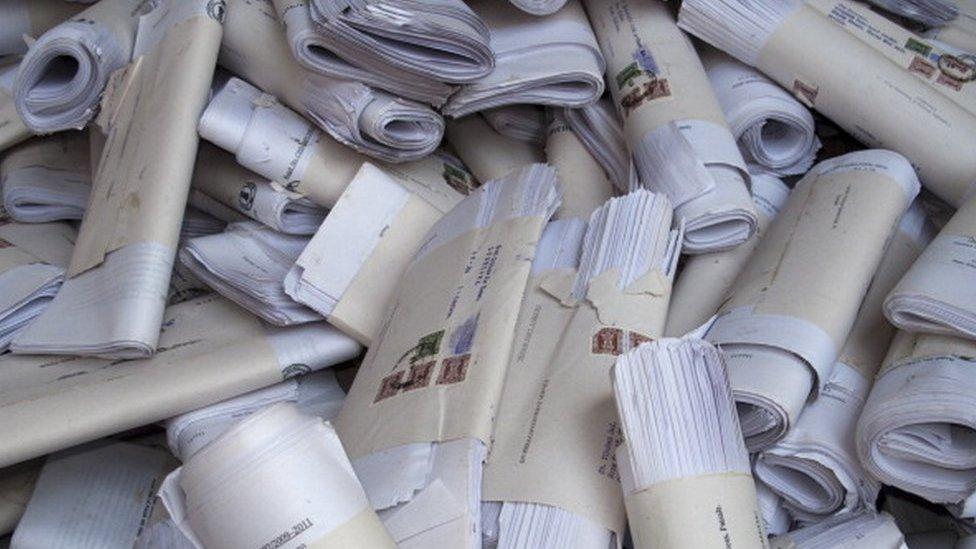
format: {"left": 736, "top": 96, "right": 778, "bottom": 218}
{"left": 792, "top": 78, "right": 819, "bottom": 107}
{"left": 238, "top": 181, "right": 257, "bottom": 211}
{"left": 207, "top": 0, "right": 226, "bottom": 22}
{"left": 938, "top": 53, "right": 976, "bottom": 84}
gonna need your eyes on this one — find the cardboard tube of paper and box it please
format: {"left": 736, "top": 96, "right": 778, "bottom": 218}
{"left": 446, "top": 115, "right": 543, "bottom": 183}
{"left": 625, "top": 472, "right": 766, "bottom": 549}
{"left": 546, "top": 114, "right": 615, "bottom": 219}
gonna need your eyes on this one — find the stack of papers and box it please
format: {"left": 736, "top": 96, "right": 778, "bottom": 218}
{"left": 856, "top": 330, "right": 976, "bottom": 510}
{"left": 11, "top": 0, "right": 223, "bottom": 359}
{"left": 612, "top": 338, "right": 766, "bottom": 548}
{"left": 545, "top": 110, "right": 614, "bottom": 220}
{"left": 755, "top": 202, "right": 936, "bottom": 522}
{"left": 563, "top": 98, "right": 636, "bottom": 193}
{"left": 483, "top": 190, "right": 680, "bottom": 548}
{"left": 704, "top": 150, "right": 920, "bottom": 451}
{"left": 12, "top": 0, "right": 145, "bottom": 133}
{"left": 443, "top": 0, "right": 605, "bottom": 117}
{"left": 769, "top": 510, "right": 908, "bottom": 549}
{"left": 0, "top": 220, "right": 75, "bottom": 352}
{"left": 446, "top": 114, "right": 544, "bottom": 183}
{"left": 1, "top": 132, "right": 90, "bottom": 223}
{"left": 285, "top": 162, "right": 464, "bottom": 345}
{"left": 222, "top": 0, "right": 444, "bottom": 163}
{"left": 702, "top": 46, "right": 820, "bottom": 177}
{"left": 483, "top": 105, "right": 547, "bottom": 145}
{"left": 665, "top": 169, "right": 791, "bottom": 337}
{"left": 586, "top": 0, "right": 758, "bottom": 254}
{"left": 165, "top": 369, "right": 345, "bottom": 462}
{"left": 161, "top": 403, "right": 395, "bottom": 549}
{"left": 11, "top": 440, "right": 175, "bottom": 549}
{"left": 335, "top": 164, "right": 560, "bottom": 548}
{"left": 0, "top": 294, "right": 361, "bottom": 469}
{"left": 180, "top": 221, "right": 320, "bottom": 326}
{"left": 885, "top": 192, "right": 976, "bottom": 340}
{"left": 678, "top": 0, "right": 976, "bottom": 209}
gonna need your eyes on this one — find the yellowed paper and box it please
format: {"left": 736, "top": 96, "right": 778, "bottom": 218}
{"left": 546, "top": 118, "right": 615, "bottom": 220}
{"left": 445, "top": 115, "right": 543, "bottom": 183}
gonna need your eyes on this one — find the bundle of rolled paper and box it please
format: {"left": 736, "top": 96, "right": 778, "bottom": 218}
{"left": 5, "top": 0, "right": 976, "bottom": 547}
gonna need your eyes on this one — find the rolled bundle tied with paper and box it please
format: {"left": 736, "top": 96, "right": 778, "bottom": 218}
{"left": 10, "top": 0, "right": 224, "bottom": 359}
{"left": 284, "top": 161, "right": 468, "bottom": 346}
{"left": 335, "top": 165, "right": 561, "bottom": 548}
{"left": 754, "top": 202, "right": 936, "bottom": 523}
{"left": 612, "top": 338, "right": 766, "bottom": 549}
{"left": 856, "top": 330, "right": 976, "bottom": 510}
{"left": 508, "top": 0, "right": 569, "bottom": 16}
{"left": 272, "top": 0, "right": 457, "bottom": 107}
{"left": 704, "top": 150, "right": 920, "bottom": 452}
{"left": 161, "top": 403, "right": 396, "bottom": 549}
{"left": 665, "top": 170, "right": 791, "bottom": 338}
{"left": 483, "top": 105, "right": 547, "bottom": 145}
{"left": 446, "top": 114, "right": 544, "bottom": 183}
{"left": 585, "top": 0, "right": 758, "bottom": 255}
{"left": 0, "top": 221, "right": 75, "bottom": 353}
{"left": 0, "top": 61, "right": 30, "bottom": 153}
{"left": 12, "top": 0, "right": 147, "bottom": 133}
{"left": 885, "top": 192, "right": 976, "bottom": 341}
{"left": 165, "top": 369, "right": 345, "bottom": 462}
{"left": 563, "top": 98, "right": 636, "bottom": 193}
{"left": 545, "top": 111, "right": 615, "bottom": 220}
{"left": 1, "top": 131, "right": 90, "bottom": 223}
{"left": 189, "top": 143, "right": 325, "bottom": 235}
{"left": 442, "top": 0, "right": 605, "bottom": 117}
{"left": 221, "top": 0, "right": 443, "bottom": 164}
{"left": 866, "top": 0, "right": 959, "bottom": 26}
{"left": 180, "top": 222, "right": 321, "bottom": 327}
{"left": 483, "top": 191, "right": 681, "bottom": 548}
{"left": 700, "top": 47, "right": 820, "bottom": 177}
{"left": 755, "top": 479, "right": 791, "bottom": 537}
{"left": 769, "top": 510, "right": 908, "bottom": 549}
{"left": 0, "top": 0, "right": 84, "bottom": 57}
{"left": 678, "top": 0, "right": 976, "bottom": 209}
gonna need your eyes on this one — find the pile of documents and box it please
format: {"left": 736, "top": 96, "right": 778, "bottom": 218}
{"left": 3, "top": 0, "right": 976, "bottom": 547}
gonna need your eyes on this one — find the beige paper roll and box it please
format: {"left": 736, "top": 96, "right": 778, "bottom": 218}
{"left": 545, "top": 112, "right": 615, "bottom": 220}
{"left": 446, "top": 115, "right": 544, "bottom": 183}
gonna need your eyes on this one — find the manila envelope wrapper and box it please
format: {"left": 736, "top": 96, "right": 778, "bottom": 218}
{"left": 545, "top": 113, "right": 615, "bottom": 220}
{"left": 753, "top": 0, "right": 976, "bottom": 207}
{"left": 0, "top": 294, "right": 360, "bottom": 469}
{"left": 484, "top": 268, "right": 672, "bottom": 538}
{"left": 446, "top": 115, "right": 544, "bottom": 183}
{"left": 0, "top": 63, "right": 29, "bottom": 154}
{"left": 10, "top": 2, "right": 223, "bottom": 357}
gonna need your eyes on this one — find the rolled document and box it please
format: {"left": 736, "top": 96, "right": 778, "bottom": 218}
{"left": 11, "top": 1, "right": 224, "bottom": 359}
{"left": 443, "top": 0, "right": 605, "bottom": 117}
{"left": 221, "top": 0, "right": 443, "bottom": 163}
{"left": 1, "top": 131, "right": 89, "bottom": 223}
{"left": 704, "top": 150, "right": 920, "bottom": 451}
{"left": 509, "top": 0, "right": 569, "bottom": 16}
{"left": 545, "top": 111, "right": 615, "bottom": 219}
{"left": 11, "top": 440, "right": 175, "bottom": 549}
{"left": 0, "top": 460, "right": 41, "bottom": 537}
{"left": 885, "top": 193, "right": 976, "bottom": 340}
{"left": 856, "top": 331, "right": 976, "bottom": 507}
{"left": 484, "top": 191, "right": 680, "bottom": 548}
{"left": 701, "top": 47, "right": 820, "bottom": 177}
{"left": 769, "top": 510, "right": 908, "bottom": 549}
{"left": 0, "top": 0, "right": 84, "bottom": 57}
{"left": 926, "top": 8, "right": 976, "bottom": 53}
{"left": 166, "top": 369, "right": 345, "bottom": 462}
{"left": 190, "top": 144, "right": 325, "bottom": 235}
{"left": 0, "top": 294, "right": 361, "bottom": 469}
{"left": 756, "top": 479, "right": 791, "bottom": 537}
{"left": 445, "top": 114, "right": 544, "bottom": 183}
{"left": 866, "top": 0, "right": 959, "bottom": 26}
{"left": 180, "top": 222, "right": 320, "bottom": 327}
{"left": 754, "top": 203, "right": 935, "bottom": 522}
{"left": 12, "top": 0, "right": 146, "bottom": 133}
{"left": 678, "top": 0, "right": 976, "bottom": 208}
{"left": 161, "top": 403, "right": 395, "bottom": 549}
{"left": 0, "top": 61, "right": 30, "bottom": 153}
{"left": 665, "top": 170, "right": 790, "bottom": 337}
{"left": 612, "top": 339, "right": 766, "bottom": 549}
{"left": 273, "top": 0, "right": 458, "bottom": 106}
{"left": 285, "top": 162, "right": 466, "bottom": 345}
{"left": 586, "top": 0, "right": 758, "bottom": 254}
{"left": 336, "top": 165, "right": 560, "bottom": 548}
{"left": 483, "top": 105, "right": 547, "bottom": 145}
{"left": 563, "top": 99, "right": 636, "bottom": 193}
{"left": 0, "top": 220, "right": 75, "bottom": 352}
